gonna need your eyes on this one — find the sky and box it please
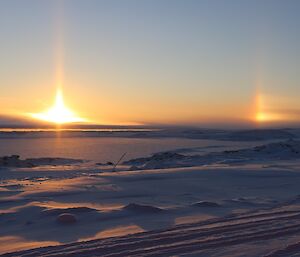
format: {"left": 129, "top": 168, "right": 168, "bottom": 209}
{"left": 0, "top": 0, "right": 300, "bottom": 127}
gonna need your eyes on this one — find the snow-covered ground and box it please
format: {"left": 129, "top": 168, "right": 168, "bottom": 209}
{"left": 1, "top": 129, "right": 300, "bottom": 256}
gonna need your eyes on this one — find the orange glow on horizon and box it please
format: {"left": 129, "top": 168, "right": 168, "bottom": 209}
{"left": 256, "top": 111, "right": 276, "bottom": 122}
{"left": 30, "top": 89, "right": 86, "bottom": 124}
{"left": 254, "top": 93, "right": 283, "bottom": 123}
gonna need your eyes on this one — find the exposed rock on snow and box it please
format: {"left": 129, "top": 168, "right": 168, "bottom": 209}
{"left": 0, "top": 155, "right": 84, "bottom": 168}
{"left": 0, "top": 155, "right": 34, "bottom": 168}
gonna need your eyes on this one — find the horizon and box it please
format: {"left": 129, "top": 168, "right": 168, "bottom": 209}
{"left": 1, "top": 115, "right": 300, "bottom": 131}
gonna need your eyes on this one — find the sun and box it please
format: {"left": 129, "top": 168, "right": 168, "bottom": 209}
{"left": 256, "top": 112, "right": 269, "bottom": 122}
{"left": 30, "top": 89, "right": 86, "bottom": 124}
{"left": 254, "top": 93, "right": 282, "bottom": 123}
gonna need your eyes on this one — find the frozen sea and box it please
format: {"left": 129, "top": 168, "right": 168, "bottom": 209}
{"left": 0, "top": 128, "right": 268, "bottom": 163}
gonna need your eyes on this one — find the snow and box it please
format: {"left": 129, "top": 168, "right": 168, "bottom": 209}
{"left": 1, "top": 129, "right": 300, "bottom": 256}
{"left": 124, "top": 139, "right": 300, "bottom": 170}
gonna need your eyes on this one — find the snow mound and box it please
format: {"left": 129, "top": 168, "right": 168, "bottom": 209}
{"left": 125, "top": 152, "right": 185, "bottom": 166}
{"left": 124, "top": 152, "right": 190, "bottom": 170}
{"left": 56, "top": 213, "right": 77, "bottom": 224}
{"left": 123, "top": 203, "right": 164, "bottom": 214}
{"left": 253, "top": 140, "right": 300, "bottom": 155}
{"left": 223, "top": 139, "right": 300, "bottom": 160}
{"left": 42, "top": 207, "right": 97, "bottom": 216}
{"left": 123, "top": 140, "right": 300, "bottom": 170}
{"left": 192, "top": 201, "right": 221, "bottom": 208}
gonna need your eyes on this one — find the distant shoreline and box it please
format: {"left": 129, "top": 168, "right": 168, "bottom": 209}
{"left": 0, "top": 128, "right": 158, "bottom": 133}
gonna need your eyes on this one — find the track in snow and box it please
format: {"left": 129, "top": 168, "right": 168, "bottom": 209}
{"left": 3, "top": 207, "right": 300, "bottom": 257}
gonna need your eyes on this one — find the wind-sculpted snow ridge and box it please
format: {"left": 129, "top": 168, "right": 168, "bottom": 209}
{"left": 3, "top": 204, "right": 300, "bottom": 257}
{"left": 124, "top": 139, "right": 300, "bottom": 170}
{"left": 264, "top": 241, "right": 300, "bottom": 257}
